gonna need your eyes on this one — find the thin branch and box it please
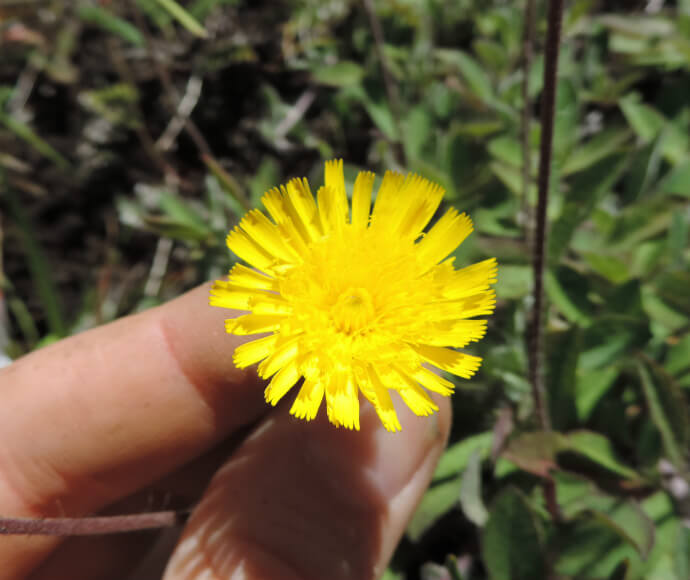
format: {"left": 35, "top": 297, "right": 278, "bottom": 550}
{"left": 529, "top": 0, "right": 565, "bottom": 434}
{"left": 520, "top": 0, "right": 537, "bottom": 244}
{"left": 0, "top": 510, "right": 189, "bottom": 536}
{"left": 361, "top": 0, "right": 406, "bottom": 166}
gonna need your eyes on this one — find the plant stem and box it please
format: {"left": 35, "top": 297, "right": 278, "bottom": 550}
{"left": 0, "top": 510, "right": 189, "bottom": 536}
{"left": 529, "top": 0, "right": 565, "bottom": 433}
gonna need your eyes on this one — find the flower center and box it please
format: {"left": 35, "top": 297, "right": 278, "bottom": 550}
{"left": 330, "top": 287, "right": 376, "bottom": 335}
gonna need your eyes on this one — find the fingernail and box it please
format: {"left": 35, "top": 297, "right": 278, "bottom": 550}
{"left": 368, "top": 398, "right": 449, "bottom": 497}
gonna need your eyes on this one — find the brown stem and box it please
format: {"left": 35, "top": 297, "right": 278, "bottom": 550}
{"left": 528, "top": 0, "right": 564, "bottom": 435}
{"left": 0, "top": 510, "right": 189, "bottom": 536}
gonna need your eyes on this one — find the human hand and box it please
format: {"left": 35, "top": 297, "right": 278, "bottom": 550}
{"left": 0, "top": 283, "right": 450, "bottom": 580}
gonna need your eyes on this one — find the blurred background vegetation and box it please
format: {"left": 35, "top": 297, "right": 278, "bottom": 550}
{"left": 1, "top": 0, "right": 690, "bottom": 578}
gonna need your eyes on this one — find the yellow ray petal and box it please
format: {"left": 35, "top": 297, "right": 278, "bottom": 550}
{"left": 258, "top": 337, "right": 300, "bottom": 379}
{"left": 262, "top": 187, "right": 312, "bottom": 245}
{"left": 209, "top": 280, "right": 272, "bottom": 310}
{"left": 351, "top": 170, "right": 375, "bottom": 230}
{"left": 264, "top": 360, "right": 300, "bottom": 405}
{"left": 290, "top": 379, "right": 325, "bottom": 421}
{"left": 440, "top": 258, "right": 498, "bottom": 300}
{"left": 225, "top": 313, "right": 282, "bottom": 335}
{"left": 228, "top": 263, "right": 278, "bottom": 291}
{"left": 324, "top": 159, "right": 348, "bottom": 217}
{"left": 238, "top": 209, "right": 297, "bottom": 263}
{"left": 370, "top": 170, "right": 405, "bottom": 231}
{"left": 317, "top": 185, "right": 348, "bottom": 234}
{"left": 393, "top": 366, "right": 439, "bottom": 416}
{"left": 233, "top": 334, "right": 279, "bottom": 368}
{"left": 413, "top": 344, "right": 482, "bottom": 379}
{"left": 366, "top": 367, "right": 402, "bottom": 432}
{"left": 325, "top": 372, "right": 360, "bottom": 430}
{"left": 226, "top": 227, "right": 275, "bottom": 273}
{"left": 411, "top": 366, "right": 455, "bottom": 396}
{"left": 416, "top": 209, "right": 473, "bottom": 268}
{"left": 396, "top": 177, "right": 445, "bottom": 239}
{"left": 414, "top": 319, "right": 488, "bottom": 348}
{"left": 285, "top": 178, "right": 322, "bottom": 241}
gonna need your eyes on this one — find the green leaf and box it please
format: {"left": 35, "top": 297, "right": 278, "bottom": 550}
{"left": 547, "top": 328, "right": 580, "bottom": 430}
{"left": 459, "top": 450, "right": 488, "bottom": 527}
{"left": 433, "top": 432, "right": 493, "bottom": 481}
{"left": 436, "top": 49, "right": 494, "bottom": 103}
{"left": 555, "top": 472, "right": 655, "bottom": 558}
{"left": 407, "top": 477, "right": 462, "bottom": 541}
{"left": 637, "top": 358, "right": 689, "bottom": 468}
{"left": 153, "top": 0, "right": 208, "bottom": 37}
{"left": 5, "top": 189, "right": 66, "bottom": 337}
{"left": 561, "top": 127, "right": 631, "bottom": 176}
{"left": 501, "top": 431, "right": 562, "bottom": 478}
{"left": 482, "top": 488, "right": 544, "bottom": 580}
{"left": 549, "top": 154, "right": 628, "bottom": 262}
{"left": 545, "top": 268, "right": 593, "bottom": 326}
{"left": 575, "top": 366, "right": 620, "bottom": 420}
{"left": 666, "top": 333, "right": 690, "bottom": 377}
{"left": 660, "top": 161, "right": 690, "bottom": 197}
{"left": 487, "top": 136, "right": 522, "bottom": 167}
{"left": 404, "top": 107, "right": 433, "bottom": 161}
{"left": 563, "top": 430, "right": 639, "bottom": 480}
{"left": 495, "top": 265, "right": 531, "bottom": 299}
{"left": 619, "top": 93, "right": 666, "bottom": 142}
{"left": 0, "top": 112, "right": 70, "bottom": 169}
{"left": 312, "top": 61, "right": 365, "bottom": 88}
{"left": 77, "top": 4, "right": 144, "bottom": 46}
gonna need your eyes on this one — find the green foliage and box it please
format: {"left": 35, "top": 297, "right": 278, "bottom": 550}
{"left": 1, "top": 1, "right": 690, "bottom": 579}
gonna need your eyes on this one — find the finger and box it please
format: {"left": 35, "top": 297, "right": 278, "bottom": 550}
{"left": 163, "top": 396, "right": 451, "bottom": 580}
{"left": 26, "top": 433, "right": 248, "bottom": 580}
{"left": 0, "top": 284, "right": 266, "bottom": 578}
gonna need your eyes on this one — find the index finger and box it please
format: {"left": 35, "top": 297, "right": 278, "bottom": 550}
{"left": 0, "top": 284, "right": 266, "bottom": 574}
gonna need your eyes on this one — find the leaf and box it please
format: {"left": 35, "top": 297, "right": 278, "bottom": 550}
{"left": 312, "top": 61, "right": 365, "bottom": 88}
{"left": 482, "top": 488, "right": 544, "bottom": 580}
{"left": 404, "top": 107, "right": 433, "bottom": 161}
{"left": 575, "top": 366, "right": 620, "bottom": 420}
{"left": 555, "top": 472, "right": 655, "bottom": 558}
{"left": 660, "top": 161, "right": 690, "bottom": 198}
{"left": 666, "top": 333, "right": 690, "bottom": 377}
{"left": 619, "top": 93, "right": 666, "bottom": 142}
{"left": 153, "top": 0, "right": 208, "bottom": 37}
{"left": 495, "top": 265, "right": 531, "bottom": 299}
{"left": 637, "top": 358, "right": 689, "bottom": 468}
{"left": 549, "top": 154, "right": 628, "bottom": 262}
{"left": 547, "top": 328, "right": 580, "bottom": 430}
{"left": 501, "top": 431, "right": 562, "bottom": 478}
{"left": 460, "top": 450, "right": 488, "bottom": 527}
{"left": 407, "top": 477, "right": 462, "bottom": 542}
{"left": 433, "top": 432, "right": 493, "bottom": 481}
{"left": 563, "top": 430, "right": 639, "bottom": 480}
{"left": 77, "top": 4, "right": 144, "bottom": 46}
{"left": 0, "top": 112, "right": 70, "bottom": 169}
{"left": 5, "top": 190, "right": 66, "bottom": 338}
{"left": 545, "top": 268, "right": 593, "bottom": 326}
{"left": 561, "top": 127, "right": 631, "bottom": 176}
{"left": 436, "top": 49, "right": 494, "bottom": 103}
{"left": 487, "top": 136, "right": 522, "bottom": 167}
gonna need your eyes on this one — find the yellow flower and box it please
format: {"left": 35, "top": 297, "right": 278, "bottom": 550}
{"left": 210, "top": 160, "right": 497, "bottom": 431}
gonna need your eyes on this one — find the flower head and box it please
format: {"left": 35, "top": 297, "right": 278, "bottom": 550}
{"left": 211, "top": 160, "right": 497, "bottom": 431}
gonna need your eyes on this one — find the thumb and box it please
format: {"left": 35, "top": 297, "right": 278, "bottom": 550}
{"left": 163, "top": 396, "right": 451, "bottom": 580}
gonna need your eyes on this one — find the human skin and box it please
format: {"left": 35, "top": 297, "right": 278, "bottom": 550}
{"left": 0, "top": 283, "right": 451, "bottom": 580}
